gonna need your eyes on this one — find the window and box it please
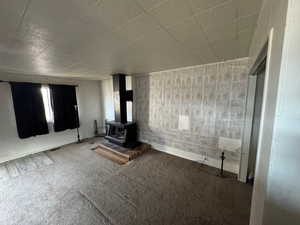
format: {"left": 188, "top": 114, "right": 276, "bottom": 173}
{"left": 41, "top": 85, "right": 54, "bottom": 131}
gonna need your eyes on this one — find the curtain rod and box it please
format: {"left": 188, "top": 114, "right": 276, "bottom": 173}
{"left": 0, "top": 80, "right": 78, "bottom": 87}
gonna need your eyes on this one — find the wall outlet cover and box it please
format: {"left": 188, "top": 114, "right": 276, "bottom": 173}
{"left": 178, "top": 115, "right": 190, "bottom": 130}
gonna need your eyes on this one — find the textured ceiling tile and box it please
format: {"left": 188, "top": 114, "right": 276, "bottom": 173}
{"left": 0, "top": 52, "right": 36, "bottom": 73}
{"left": 189, "top": 44, "right": 217, "bottom": 64}
{"left": 0, "top": 0, "right": 29, "bottom": 35}
{"left": 6, "top": 34, "right": 47, "bottom": 56}
{"left": 134, "top": 0, "right": 165, "bottom": 10}
{"left": 149, "top": 0, "right": 192, "bottom": 28}
{"left": 70, "top": 0, "right": 103, "bottom": 23}
{"left": 167, "top": 17, "right": 206, "bottom": 43}
{"left": 166, "top": 16, "right": 216, "bottom": 62}
{"left": 235, "top": 0, "right": 263, "bottom": 17}
{"left": 114, "top": 13, "right": 161, "bottom": 42}
{"left": 188, "top": 0, "right": 229, "bottom": 13}
{"left": 38, "top": 27, "right": 131, "bottom": 74}
{"left": 138, "top": 48, "right": 199, "bottom": 73}
{"left": 21, "top": 0, "right": 89, "bottom": 46}
{"left": 124, "top": 28, "right": 203, "bottom": 72}
{"left": 97, "top": 0, "right": 143, "bottom": 29}
{"left": 211, "top": 39, "right": 239, "bottom": 61}
{"left": 0, "top": 0, "right": 263, "bottom": 79}
{"left": 134, "top": 27, "right": 177, "bottom": 51}
{"left": 203, "top": 22, "right": 237, "bottom": 43}
{"left": 195, "top": 0, "right": 237, "bottom": 30}
{"left": 238, "top": 28, "right": 254, "bottom": 56}
{"left": 237, "top": 14, "right": 258, "bottom": 32}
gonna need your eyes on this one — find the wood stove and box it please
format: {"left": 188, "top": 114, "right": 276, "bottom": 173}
{"left": 105, "top": 121, "right": 137, "bottom": 147}
{"left": 105, "top": 74, "right": 138, "bottom": 147}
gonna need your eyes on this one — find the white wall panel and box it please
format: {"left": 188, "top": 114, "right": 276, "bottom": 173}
{"left": 248, "top": 0, "right": 290, "bottom": 225}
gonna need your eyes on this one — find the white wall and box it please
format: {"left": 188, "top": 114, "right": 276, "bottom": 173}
{"left": 0, "top": 76, "right": 101, "bottom": 163}
{"left": 99, "top": 78, "right": 115, "bottom": 125}
{"left": 77, "top": 80, "right": 102, "bottom": 138}
{"left": 261, "top": 1, "right": 300, "bottom": 224}
{"left": 247, "top": 0, "right": 290, "bottom": 225}
{"left": 99, "top": 76, "right": 133, "bottom": 129}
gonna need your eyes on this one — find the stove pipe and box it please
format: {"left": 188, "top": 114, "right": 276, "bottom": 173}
{"left": 112, "top": 74, "right": 133, "bottom": 124}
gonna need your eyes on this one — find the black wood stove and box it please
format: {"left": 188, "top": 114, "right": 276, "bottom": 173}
{"left": 105, "top": 74, "right": 138, "bottom": 147}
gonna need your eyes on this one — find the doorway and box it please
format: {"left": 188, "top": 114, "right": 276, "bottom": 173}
{"left": 239, "top": 36, "right": 272, "bottom": 184}
{"left": 247, "top": 59, "right": 267, "bottom": 183}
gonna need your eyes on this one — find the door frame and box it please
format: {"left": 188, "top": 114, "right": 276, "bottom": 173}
{"left": 238, "top": 29, "right": 274, "bottom": 183}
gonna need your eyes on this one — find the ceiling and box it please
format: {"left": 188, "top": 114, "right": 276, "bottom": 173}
{"left": 0, "top": 0, "right": 263, "bottom": 80}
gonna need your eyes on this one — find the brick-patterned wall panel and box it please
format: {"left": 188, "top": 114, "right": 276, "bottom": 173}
{"left": 135, "top": 58, "right": 249, "bottom": 162}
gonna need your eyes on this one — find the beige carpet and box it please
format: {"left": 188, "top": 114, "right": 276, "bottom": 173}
{"left": 0, "top": 152, "right": 53, "bottom": 180}
{"left": 0, "top": 138, "right": 252, "bottom": 225}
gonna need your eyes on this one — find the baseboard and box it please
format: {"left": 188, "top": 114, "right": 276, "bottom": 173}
{"left": 142, "top": 140, "right": 239, "bottom": 174}
{"left": 0, "top": 149, "right": 52, "bottom": 164}
{"left": 1, "top": 137, "right": 239, "bottom": 174}
{"left": 0, "top": 137, "right": 91, "bottom": 164}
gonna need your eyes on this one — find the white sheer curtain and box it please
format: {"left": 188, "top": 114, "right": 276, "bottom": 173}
{"left": 41, "top": 85, "right": 54, "bottom": 131}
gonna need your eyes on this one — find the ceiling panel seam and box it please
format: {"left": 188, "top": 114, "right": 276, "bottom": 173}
{"left": 192, "top": 0, "right": 233, "bottom": 16}
{"left": 234, "top": 1, "right": 239, "bottom": 40}
{"left": 185, "top": 0, "right": 219, "bottom": 60}
{"left": 140, "top": 0, "right": 170, "bottom": 11}
{"left": 16, "top": 0, "right": 32, "bottom": 33}
{"left": 191, "top": 0, "right": 237, "bottom": 60}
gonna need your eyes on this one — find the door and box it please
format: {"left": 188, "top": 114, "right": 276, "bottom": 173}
{"left": 248, "top": 60, "right": 266, "bottom": 182}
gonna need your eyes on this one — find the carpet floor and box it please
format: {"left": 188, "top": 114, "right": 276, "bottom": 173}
{"left": 0, "top": 138, "right": 252, "bottom": 225}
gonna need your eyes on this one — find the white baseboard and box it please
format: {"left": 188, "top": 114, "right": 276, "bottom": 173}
{"left": 0, "top": 149, "right": 49, "bottom": 164}
{"left": 0, "top": 137, "right": 90, "bottom": 164}
{"left": 142, "top": 140, "right": 239, "bottom": 174}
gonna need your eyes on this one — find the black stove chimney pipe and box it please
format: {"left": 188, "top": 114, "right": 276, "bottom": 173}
{"left": 113, "top": 74, "right": 131, "bottom": 124}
